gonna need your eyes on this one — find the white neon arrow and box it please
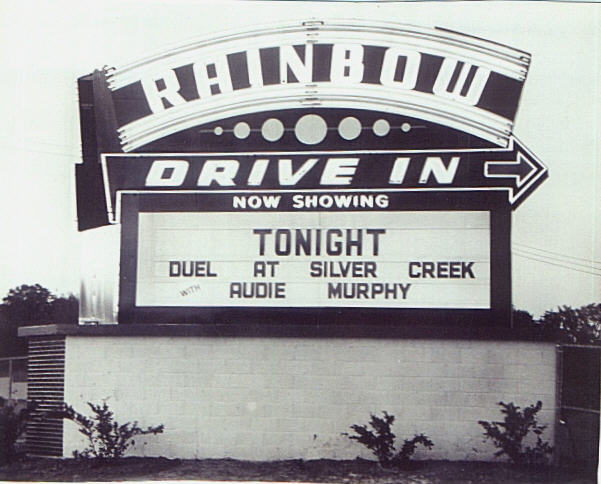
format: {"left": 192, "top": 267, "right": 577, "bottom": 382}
{"left": 484, "top": 139, "right": 548, "bottom": 204}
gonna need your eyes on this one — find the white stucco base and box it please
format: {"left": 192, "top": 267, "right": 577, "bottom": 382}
{"left": 63, "top": 336, "right": 557, "bottom": 461}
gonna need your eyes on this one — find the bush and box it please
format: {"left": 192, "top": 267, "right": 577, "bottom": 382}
{"left": 57, "top": 400, "right": 164, "bottom": 460}
{"left": 0, "top": 398, "right": 36, "bottom": 465}
{"left": 478, "top": 401, "right": 553, "bottom": 466}
{"left": 344, "top": 411, "right": 433, "bottom": 468}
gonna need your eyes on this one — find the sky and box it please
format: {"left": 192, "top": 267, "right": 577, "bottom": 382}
{"left": 0, "top": 0, "right": 599, "bottom": 318}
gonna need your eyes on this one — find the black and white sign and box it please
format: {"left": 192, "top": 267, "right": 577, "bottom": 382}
{"left": 76, "top": 18, "right": 548, "bottom": 328}
{"left": 102, "top": 136, "right": 546, "bottom": 222}
{"left": 136, "top": 211, "right": 490, "bottom": 309}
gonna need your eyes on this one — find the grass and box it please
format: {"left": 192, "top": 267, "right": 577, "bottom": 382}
{"left": 0, "top": 457, "right": 597, "bottom": 483}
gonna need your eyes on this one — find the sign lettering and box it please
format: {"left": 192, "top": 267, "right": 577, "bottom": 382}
{"left": 135, "top": 211, "right": 490, "bottom": 309}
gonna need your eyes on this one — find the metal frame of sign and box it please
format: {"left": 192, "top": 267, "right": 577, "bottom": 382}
{"left": 118, "top": 191, "right": 511, "bottom": 329}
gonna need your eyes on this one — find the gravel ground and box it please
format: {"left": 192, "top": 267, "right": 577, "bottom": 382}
{"left": 0, "top": 457, "right": 597, "bottom": 483}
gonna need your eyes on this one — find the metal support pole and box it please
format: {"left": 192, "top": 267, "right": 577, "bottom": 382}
{"left": 8, "top": 357, "right": 13, "bottom": 401}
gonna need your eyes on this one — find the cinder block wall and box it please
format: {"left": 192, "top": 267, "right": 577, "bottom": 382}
{"left": 63, "top": 336, "right": 557, "bottom": 461}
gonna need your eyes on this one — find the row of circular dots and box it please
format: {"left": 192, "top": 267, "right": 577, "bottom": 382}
{"left": 213, "top": 114, "right": 412, "bottom": 145}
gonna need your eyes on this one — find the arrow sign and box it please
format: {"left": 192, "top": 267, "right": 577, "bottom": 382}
{"left": 101, "top": 136, "right": 548, "bottom": 222}
{"left": 483, "top": 138, "right": 548, "bottom": 206}
{"left": 485, "top": 153, "right": 535, "bottom": 186}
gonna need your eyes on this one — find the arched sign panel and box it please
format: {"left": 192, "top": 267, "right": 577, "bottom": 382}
{"left": 76, "top": 20, "right": 547, "bottom": 329}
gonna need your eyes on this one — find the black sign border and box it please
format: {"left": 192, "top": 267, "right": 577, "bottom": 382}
{"left": 118, "top": 190, "right": 511, "bottom": 332}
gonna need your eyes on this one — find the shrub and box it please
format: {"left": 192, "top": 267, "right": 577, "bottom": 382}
{"left": 478, "top": 401, "right": 553, "bottom": 466}
{"left": 344, "top": 411, "right": 433, "bottom": 468}
{"left": 0, "top": 398, "right": 36, "bottom": 465}
{"left": 57, "top": 400, "right": 164, "bottom": 460}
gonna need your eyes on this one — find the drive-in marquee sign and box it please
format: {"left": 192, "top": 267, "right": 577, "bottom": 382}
{"left": 76, "top": 20, "right": 547, "bottom": 327}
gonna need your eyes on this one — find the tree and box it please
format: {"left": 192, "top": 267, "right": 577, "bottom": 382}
{"left": 49, "top": 294, "right": 79, "bottom": 325}
{"left": 538, "top": 303, "right": 601, "bottom": 345}
{"left": 2, "top": 284, "right": 55, "bottom": 326}
{"left": 1, "top": 284, "right": 78, "bottom": 357}
{"left": 512, "top": 307, "right": 535, "bottom": 330}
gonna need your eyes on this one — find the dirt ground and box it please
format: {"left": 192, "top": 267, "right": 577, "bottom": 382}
{"left": 0, "top": 457, "right": 597, "bottom": 483}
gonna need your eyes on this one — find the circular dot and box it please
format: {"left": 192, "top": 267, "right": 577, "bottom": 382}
{"left": 401, "top": 122, "right": 412, "bottom": 133}
{"left": 213, "top": 126, "right": 223, "bottom": 136}
{"left": 373, "top": 119, "right": 390, "bottom": 137}
{"left": 338, "top": 117, "right": 362, "bottom": 140}
{"left": 294, "top": 114, "right": 328, "bottom": 145}
{"left": 261, "top": 118, "right": 285, "bottom": 142}
{"left": 233, "top": 122, "right": 251, "bottom": 139}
